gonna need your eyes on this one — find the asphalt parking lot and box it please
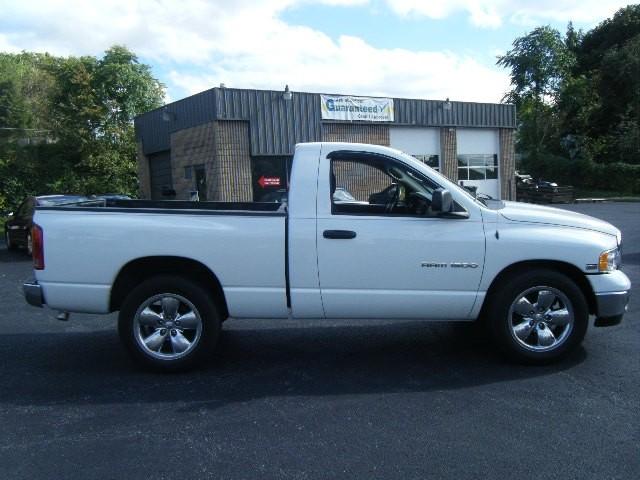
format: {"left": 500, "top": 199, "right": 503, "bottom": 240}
{"left": 0, "top": 202, "right": 638, "bottom": 479}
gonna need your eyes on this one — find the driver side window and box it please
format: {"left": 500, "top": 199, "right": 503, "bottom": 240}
{"left": 330, "top": 154, "right": 439, "bottom": 216}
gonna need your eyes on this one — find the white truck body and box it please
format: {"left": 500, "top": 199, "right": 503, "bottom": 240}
{"left": 24, "top": 142, "right": 630, "bottom": 367}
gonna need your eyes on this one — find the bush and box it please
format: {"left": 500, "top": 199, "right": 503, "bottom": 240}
{"left": 519, "top": 151, "right": 640, "bottom": 194}
{"left": 587, "top": 162, "right": 640, "bottom": 194}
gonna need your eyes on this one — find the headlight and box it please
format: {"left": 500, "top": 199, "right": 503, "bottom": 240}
{"left": 599, "top": 248, "right": 621, "bottom": 272}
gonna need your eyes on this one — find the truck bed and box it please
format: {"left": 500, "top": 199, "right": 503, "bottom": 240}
{"left": 32, "top": 200, "right": 288, "bottom": 317}
{"left": 37, "top": 199, "right": 286, "bottom": 215}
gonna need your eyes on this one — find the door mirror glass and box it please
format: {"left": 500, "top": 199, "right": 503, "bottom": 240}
{"left": 431, "top": 188, "right": 452, "bottom": 213}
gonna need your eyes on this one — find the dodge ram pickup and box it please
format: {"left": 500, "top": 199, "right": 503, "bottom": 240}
{"left": 23, "top": 142, "right": 631, "bottom": 370}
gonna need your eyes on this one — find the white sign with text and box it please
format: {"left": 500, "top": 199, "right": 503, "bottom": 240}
{"left": 320, "top": 95, "right": 394, "bottom": 122}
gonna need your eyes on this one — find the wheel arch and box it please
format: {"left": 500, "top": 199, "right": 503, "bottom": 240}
{"left": 110, "top": 256, "right": 229, "bottom": 319}
{"left": 481, "top": 260, "right": 597, "bottom": 316}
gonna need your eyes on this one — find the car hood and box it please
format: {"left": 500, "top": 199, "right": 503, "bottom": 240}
{"left": 498, "top": 201, "right": 621, "bottom": 241}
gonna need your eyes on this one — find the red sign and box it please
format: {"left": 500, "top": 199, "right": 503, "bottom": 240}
{"left": 258, "top": 176, "right": 281, "bottom": 188}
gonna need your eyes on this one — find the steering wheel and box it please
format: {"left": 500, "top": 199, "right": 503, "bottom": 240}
{"left": 385, "top": 184, "right": 401, "bottom": 213}
{"left": 408, "top": 191, "right": 430, "bottom": 215}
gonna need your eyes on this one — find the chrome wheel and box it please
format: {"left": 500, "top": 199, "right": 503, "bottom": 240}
{"left": 508, "top": 286, "right": 574, "bottom": 352}
{"left": 133, "top": 293, "right": 203, "bottom": 360}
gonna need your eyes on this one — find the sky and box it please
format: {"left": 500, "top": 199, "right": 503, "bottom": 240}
{"left": 0, "top": 0, "right": 633, "bottom": 104}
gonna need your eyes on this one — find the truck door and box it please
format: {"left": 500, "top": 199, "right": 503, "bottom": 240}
{"left": 315, "top": 149, "right": 485, "bottom": 320}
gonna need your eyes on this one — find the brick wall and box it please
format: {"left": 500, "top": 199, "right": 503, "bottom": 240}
{"left": 169, "top": 122, "right": 216, "bottom": 200}
{"left": 333, "top": 160, "right": 390, "bottom": 202}
{"left": 167, "top": 121, "right": 253, "bottom": 202}
{"left": 211, "top": 121, "right": 253, "bottom": 202}
{"left": 322, "top": 123, "right": 391, "bottom": 200}
{"left": 440, "top": 128, "right": 458, "bottom": 182}
{"left": 499, "top": 128, "right": 516, "bottom": 201}
{"left": 322, "top": 123, "right": 390, "bottom": 146}
{"left": 136, "top": 142, "right": 151, "bottom": 199}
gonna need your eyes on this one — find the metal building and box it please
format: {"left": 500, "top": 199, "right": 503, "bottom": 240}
{"left": 134, "top": 87, "right": 517, "bottom": 202}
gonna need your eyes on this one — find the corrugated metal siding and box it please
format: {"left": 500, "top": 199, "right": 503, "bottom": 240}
{"left": 215, "top": 89, "right": 321, "bottom": 156}
{"left": 136, "top": 89, "right": 217, "bottom": 155}
{"left": 135, "top": 87, "right": 516, "bottom": 156}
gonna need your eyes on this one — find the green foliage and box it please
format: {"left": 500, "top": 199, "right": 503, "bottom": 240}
{"left": 498, "top": 26, "right": 572, "bottom": 105}
{"left": 498, "top": 25, "right": 575, "bottom": 167}
{"left": 499, "top": 6, "right": 640, "bottom": 194}
{"left": 0, "top": 46, "right": 164, "bottom": 212}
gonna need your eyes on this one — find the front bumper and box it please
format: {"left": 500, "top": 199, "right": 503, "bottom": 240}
{"left": 588, "top": 270, "right": 631, "bottom": 326}
{"left": 23, "top": 281, "right": 44, "bottom": 308}
{"left": 594, "top": 290, "right": 630, "bottom": 327}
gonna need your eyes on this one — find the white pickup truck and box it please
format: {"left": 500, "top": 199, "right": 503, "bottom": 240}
{"left": 23, "top": 142, "right": 630, "bottom": 370}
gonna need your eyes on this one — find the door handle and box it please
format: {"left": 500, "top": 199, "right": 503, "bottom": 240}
{"left": 323, "top": 230, "right": 357, "bottom": 239}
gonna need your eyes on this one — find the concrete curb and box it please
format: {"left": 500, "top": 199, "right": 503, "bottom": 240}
{"left": 575, "top": 198, "right": 607, "bottom": 203}
{"left": 575, "top": 198, "right": 640, "bottom": 203}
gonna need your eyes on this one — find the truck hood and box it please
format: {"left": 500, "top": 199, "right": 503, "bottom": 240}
{"left": 498, "top": 201, "right": 621, "bottom": 241}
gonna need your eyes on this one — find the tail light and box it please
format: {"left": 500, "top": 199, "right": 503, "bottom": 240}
{"left": 32, "top": 224, "right": 44, "bottom": 270}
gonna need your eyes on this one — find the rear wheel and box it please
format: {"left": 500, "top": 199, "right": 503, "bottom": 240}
{"left": 486, "top": 269, "right": 588, "bottom": 364}
{"left": 118, "top": 275, "right": 221, "bottom": 371}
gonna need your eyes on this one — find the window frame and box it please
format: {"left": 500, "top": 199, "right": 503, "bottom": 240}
{"left": 328, "top": 150, "right": 453, "bottom": 218}
{"left": 457, "top": 153, "right": 498, "bottom": 181}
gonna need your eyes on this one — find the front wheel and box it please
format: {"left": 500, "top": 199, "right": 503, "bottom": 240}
{"left": 486, "top": 269, "right": 588, "bottom": 364}
{"left": 118, "top": 275, "right": 221, "bottom": 371}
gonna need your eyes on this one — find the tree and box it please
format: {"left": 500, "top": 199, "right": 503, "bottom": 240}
{"left": 497, "top": 26, "right": 571, "bottom": 105}
{"left": 497, "top": 26, "right": 573, "bottom": 174}
{"left": 0, "top": 46, "right": 165, "bottom": 211}
{"left": 497, "top": 6, "right": 640, "bottom": 193}
{"left": 564, "top": 5, "right": 640, "bottom": 165}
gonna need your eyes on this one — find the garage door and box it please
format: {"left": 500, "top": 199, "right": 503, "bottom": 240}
{"left": 456, "top": 129, "right": 500, "bottom": 199}
{"left": 389, "top": 127, "right": 441, "bottom": 172}
{"left": 148, "top": 150, "right": 173, "bottom": 200}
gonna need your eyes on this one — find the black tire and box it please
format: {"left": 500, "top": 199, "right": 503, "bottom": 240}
{"left": 118, "top": 275, "right": 221, "bottom": 371}
{"left": 486, "top": 269, "right": 588, "bottom": 364}
{"left": 5, "top": 228, "right": 17, "bottom": 251}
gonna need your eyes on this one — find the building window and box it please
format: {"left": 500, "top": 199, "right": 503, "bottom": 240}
{"left": 184, "top": 166, "right": 192, "bottom": 180}
{"left": 413, "top": 154, "right": 440, "bottom": 171}
{"left": 457, "top": 154, "right": 498, "bottom": 180}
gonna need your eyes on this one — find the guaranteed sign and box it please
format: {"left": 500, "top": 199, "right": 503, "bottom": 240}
{"left": 320, "top": 95, "right": 394, "bottom": 122}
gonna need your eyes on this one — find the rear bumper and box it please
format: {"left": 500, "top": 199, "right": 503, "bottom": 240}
{"left": 23, "top": 281, "right": 44, "bottom": 308}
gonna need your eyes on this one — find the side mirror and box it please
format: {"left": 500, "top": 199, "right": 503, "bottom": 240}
{"left": 431, "top": 188, "right": 453, "bottom": 213}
